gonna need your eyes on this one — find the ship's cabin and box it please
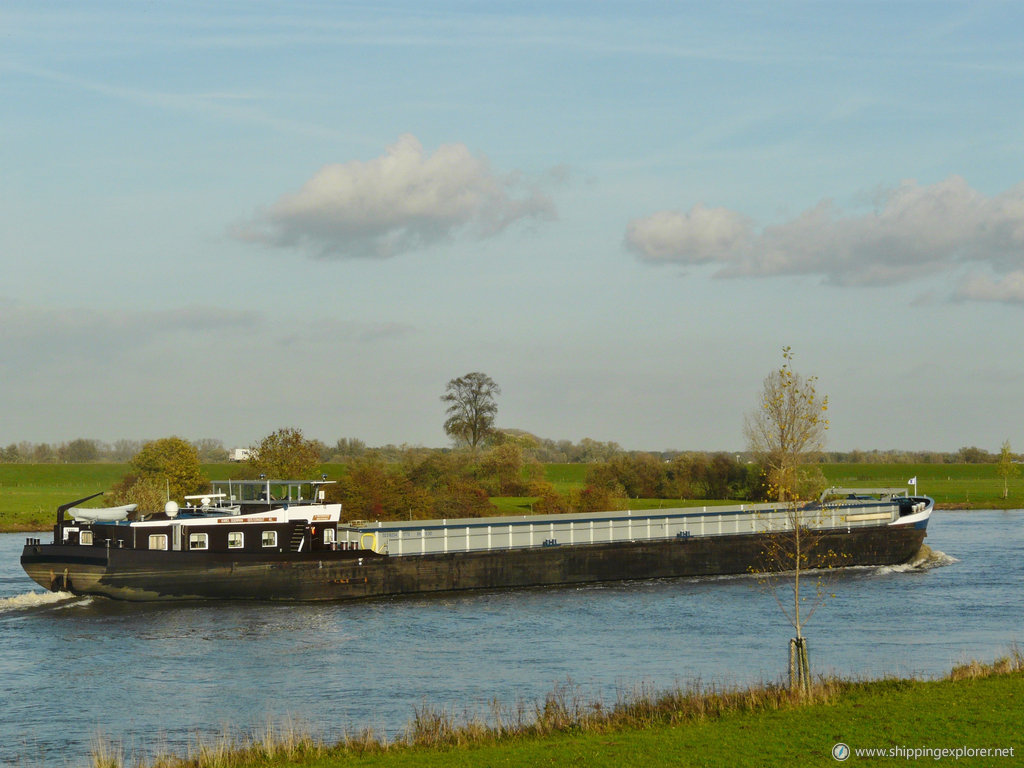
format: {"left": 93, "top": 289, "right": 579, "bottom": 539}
{"left": 52, "top": 479, "right": 350, "bottom": 555}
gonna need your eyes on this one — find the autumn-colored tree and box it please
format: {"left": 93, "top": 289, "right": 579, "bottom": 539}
{"left": 530, "top": 480, "right": 568, "bottom": 515}
{"left": 334, "top": 457, "right": 433, "bottom": 521}
{"left": 404, "top": 451, "right": 473, "bottom": 493}
{"left": 435, "top": 478, "right": 494, "bottom": 518}
{"left": 106, "top": 474, "right": 168, "bottom": 514}
{"left": 249, "top": 427, "right": 321, "bottom": 479}
{"left": 572, "top": 482, "right": 628, "bottom": 515}
{"left": 106, "top": 437, "right": 201, "bottom": 510}
{"left": 745, "top": 348, "right": 835, "bottom": 695}
{"left": 744, "top": 346, "right": 829, "bottom": 502}
{"left": 130, "top": 436, "right": 205, "bottom": 503}
{"left": 479, "top": 442, "right": 527, "bottom": 495}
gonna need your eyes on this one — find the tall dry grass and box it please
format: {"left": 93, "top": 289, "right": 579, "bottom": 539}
{"left": 948, "top": 644, "right": 1024, "bottom": 681}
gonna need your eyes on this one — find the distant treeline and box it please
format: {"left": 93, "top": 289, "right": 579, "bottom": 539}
{"left": 0, "top": 435, "right": 1015, "bottom": 466}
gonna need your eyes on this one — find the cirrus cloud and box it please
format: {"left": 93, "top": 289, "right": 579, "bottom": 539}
{"left": 626, "top": 176, "right": 1024, "bottom": 295}
{"left": 233, "top": 134, "right": 556, "bottom": 258}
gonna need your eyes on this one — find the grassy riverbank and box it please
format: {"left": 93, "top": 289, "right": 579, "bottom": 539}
{"left": 2, "top": 461, "right": 1023, "bottom": 532}
{"left": 94, "top": 652, "right": 1023, "bottom": 768}
{"left": 819, "top": 462, "right": 1024, "bottom": 509}
{"left": 0, "top": 463, "right": 240, "bottom": 531}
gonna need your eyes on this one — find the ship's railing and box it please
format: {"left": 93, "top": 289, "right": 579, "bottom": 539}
{"left": 339, "top": 500, "right": 899, "bottom": 557}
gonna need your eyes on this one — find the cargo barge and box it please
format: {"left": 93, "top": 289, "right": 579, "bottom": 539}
{"left": 21, "top": 479, "right": 932, "bottom": 602}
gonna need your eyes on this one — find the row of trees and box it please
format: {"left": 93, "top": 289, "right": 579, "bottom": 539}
{"left": 5, "top": 370, "right": 1017, "bottom": 469}
{"left": 6, "top": 434, "right": 1018, "bottom": 467}
{"left": 0, "top": 438, "right": 230, "bottom": 464}
{"left": 2, "top": 433, "right": 1017, "bottom": 469}
{"left": 103, "top": 427, "right": 774, "bottom": 520}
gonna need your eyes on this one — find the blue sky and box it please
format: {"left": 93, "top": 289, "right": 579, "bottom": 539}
{"left": 3, "top": 1, "right": 1024, "bottom": 452}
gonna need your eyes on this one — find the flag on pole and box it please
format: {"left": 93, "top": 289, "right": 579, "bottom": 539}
{"left": 908, "top": 476, "right": 917, "bottom": 485}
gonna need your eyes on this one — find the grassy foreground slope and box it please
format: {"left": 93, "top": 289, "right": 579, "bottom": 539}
{"left": 103, "top": 658, "right": 1023, "bottom": 768}
{"left": 314, "top": 676, "right": 1020, "bottom": 768}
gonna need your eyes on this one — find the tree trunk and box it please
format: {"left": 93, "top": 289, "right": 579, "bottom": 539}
{"left": 789, "top": 637, "right": 811, "bottom": 695}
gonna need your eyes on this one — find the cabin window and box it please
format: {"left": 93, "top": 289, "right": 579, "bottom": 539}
{"left": 189, "top": 532, "right": 208, "bottom": 551}
{"left": 262, "top": 530, "right": 277, "bottom": 548}
{"left": 228, "top": 531, "right": 244, "bottom": 549}
{"left": 80, "top": 531, "right": 93, "bottom": 545}
{"left": 323, "top": 528, "right": 336, "bottom": 544}
{"left": 149, "top": 534, "right": 168, "bottom": 550}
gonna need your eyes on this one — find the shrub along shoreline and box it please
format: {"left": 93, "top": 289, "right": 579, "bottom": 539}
{"left": 91, "top": 651, "right": 1023, "bottom": 768}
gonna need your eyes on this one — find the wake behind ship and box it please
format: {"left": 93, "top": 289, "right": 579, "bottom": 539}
{"left": 21, "top": 478, "right": 933, "bottom": 602}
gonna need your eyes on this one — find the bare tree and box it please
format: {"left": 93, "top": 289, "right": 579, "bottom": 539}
{"left": 745, "top": 347, "right": 834, "bottom": 694}
{"left": 753, "top": 505, "right": 848, "bottom": 693}
{"left": 743, "top": 346, "right": 828, "bottom": 502}
{"left": 441, "top": 372, "right": 500, "bottom": 453}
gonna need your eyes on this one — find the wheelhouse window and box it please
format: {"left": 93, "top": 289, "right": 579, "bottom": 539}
{"left": 227, "top": 531, "right": 244, "bottom": 549}
{"left": 189, "top": 532, "right": 208, "bottom": 551}
{"left": 323, "top": 528, "right": 336, "bottom": 545}
{"left": 149, "top": 534, "right": 168, "bottom": 551}
{"left": 262, "top": 530, "right": 277, "bottom": 548}
{"left": 80, "top": 531, "right": 94, "bottom": 546}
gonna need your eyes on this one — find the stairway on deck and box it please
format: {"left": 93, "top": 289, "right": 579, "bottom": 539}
{"left": 289, "top": 524, "right": 307, "bottom": 552}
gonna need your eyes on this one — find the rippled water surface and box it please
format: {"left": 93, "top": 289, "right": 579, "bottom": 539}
{"left": 1, "top": 511, "right": 1021, "bottom": 766}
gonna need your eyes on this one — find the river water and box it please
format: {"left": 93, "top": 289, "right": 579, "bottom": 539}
{"left": 1, "top": 510, "right": 1021, "bottom": 767}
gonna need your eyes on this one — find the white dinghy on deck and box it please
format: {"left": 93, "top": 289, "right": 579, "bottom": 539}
{"left": 68, "top": 504, "right": 137, "bottom": 523}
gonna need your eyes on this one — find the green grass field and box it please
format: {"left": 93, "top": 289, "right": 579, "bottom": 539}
{"left": 0, "top": 463, "right": 247, "bottom": 531}
{"left": 2, "top": 461, "right": 1022, "bottom": 532}
{"left": 0, "top": 464, "right": 129, "bottom": 530}
{"left": 542, "top": 463, "right": 590, "bottom": 493}
{"left": 819, "top": 462, "right": 1024, "bottom": 507}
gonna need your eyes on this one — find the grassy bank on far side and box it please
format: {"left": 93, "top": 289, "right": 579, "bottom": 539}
{"left": 93, "top": 653, "right": 1023, "bottom": 768}
{"left": 819, "top": 462, "right": 1024, "bottom": 508}
{"left": 0, "top": 463, "right": 246, "bottom": 531}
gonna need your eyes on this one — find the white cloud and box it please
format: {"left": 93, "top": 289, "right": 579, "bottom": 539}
{"left": 234, "top": 134, "right": 556, "bottom": 258}
{"left": 957, "top": 271, "right": 1024, "bottom": 304}
{"left": 624, "top": 204, "right": 751, "bottom": 264}
{"left": 626, "top": 176, "right": 1024, "bottom": 293}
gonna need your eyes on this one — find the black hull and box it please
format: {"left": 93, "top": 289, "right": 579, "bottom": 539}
{"left": 21, "top": 523, "right": 928, "bottom": 602}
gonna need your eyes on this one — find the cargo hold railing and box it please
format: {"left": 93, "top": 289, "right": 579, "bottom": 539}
{"left": 337, "top": 501, "right": 899, "bottom": 557}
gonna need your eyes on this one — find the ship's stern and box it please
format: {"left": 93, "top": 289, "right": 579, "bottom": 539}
{"left": 20, "top": 538, "right": 110, "bottom": 594}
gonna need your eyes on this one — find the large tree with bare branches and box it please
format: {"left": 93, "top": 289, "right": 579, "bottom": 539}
{"left": 441, "top": 372, "right": 501, "bottom": 453}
